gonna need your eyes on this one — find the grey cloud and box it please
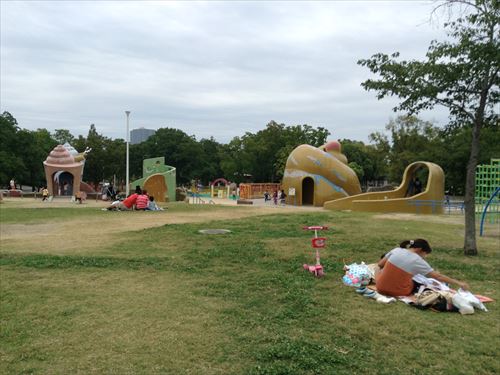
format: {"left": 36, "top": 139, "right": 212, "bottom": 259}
{"left": 1, "top": 1, "right": 450, "bottom": 144}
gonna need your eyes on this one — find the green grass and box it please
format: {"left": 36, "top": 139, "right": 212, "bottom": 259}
{"left": 1, "top": 205, "right": 499, "bottom": 374}
{"left": 0, "top": 201, "right": 237, "bottom": 224}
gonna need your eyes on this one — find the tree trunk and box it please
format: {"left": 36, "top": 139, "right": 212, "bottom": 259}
{"left": 463, "top": 91, "right": 488, "bottom": 256}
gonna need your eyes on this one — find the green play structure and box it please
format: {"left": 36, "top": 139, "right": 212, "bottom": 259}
{"left": 130, "top": 157, "right": 176, "bottom": 202}
{"left": 476, "top": 158, "right": 500, "bottom": 202}
{"left": 476, "top": 158, "right": 499, "bottom": 233}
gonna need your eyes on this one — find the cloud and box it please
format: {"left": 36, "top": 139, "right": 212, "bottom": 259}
{"left": 1, "top": 1, "right": 450, "bottom": 143}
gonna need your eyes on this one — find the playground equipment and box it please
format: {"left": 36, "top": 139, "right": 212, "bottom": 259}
{"left": 282, "top": 140, "right": 361, "bottom": 207}
{"left": 130, "top": 157, "right": 176, "bottom": 202}
{"left": 210, "top": 178, "right": 237, "bottom": 199}
{"left": 43, "top": 144, "right": 91, "bottom": 199}
{"left": 239, "top": 183, "right": 281, "bottom": 200}
{"left": 324, "top": 161, "right": 445, "bottom": 214}
{"left": 303, "top": 226, "right": 328, "bottom": 277}
{"left": 476, "top": 159, "right": 500, "bottom": 236}
{"left": 281, "top": 140, "right": 446, "bottom": 214}
{"left": 480, "top": 187, "right": 500, "bottom": 236}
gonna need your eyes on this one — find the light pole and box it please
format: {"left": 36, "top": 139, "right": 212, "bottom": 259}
{"left": 125, "top": 110, "right": 131, "bottom": 196}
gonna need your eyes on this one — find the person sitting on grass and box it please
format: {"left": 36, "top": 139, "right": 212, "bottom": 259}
{"left": 105, "top": 190, "right": 140, "bottom": 211}
{"left": 135, "top": 189, "right": 149, "bottom": 210}
{"left": 146, "top": 195, "right": 163, "bottom": 211}
{"left": 376, "top": 239, "right": 470, "bottom": 297}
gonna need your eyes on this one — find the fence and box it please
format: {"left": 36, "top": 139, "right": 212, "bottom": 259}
{"left": 239, "top": 183, "right": 281, "bottom": 200}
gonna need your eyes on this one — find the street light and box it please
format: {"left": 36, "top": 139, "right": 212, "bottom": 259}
{"left": 125, "top": 110, "right": 131, "bottom": 196}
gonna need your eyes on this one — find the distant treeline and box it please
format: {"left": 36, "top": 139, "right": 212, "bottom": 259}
{"left": 1, "top": 111, "right": 498, "bottom": 194}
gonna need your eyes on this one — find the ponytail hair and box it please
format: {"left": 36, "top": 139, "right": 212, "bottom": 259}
{"left": 400, "top": 238, "right": 432, "bottom": 253}
{"left": 399, "top": 240, "right": 411, "bottom": 248}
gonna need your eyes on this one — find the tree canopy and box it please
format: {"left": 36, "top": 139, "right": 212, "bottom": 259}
{"left": 358, "top": 0, "right": 499, "bottom": 255}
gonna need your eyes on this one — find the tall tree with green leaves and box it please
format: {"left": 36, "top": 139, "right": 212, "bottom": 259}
{"left": 53, "top": 129, "right": 75, "bottom": 145}
{"left": 358, "top": 0, "right": 499, "bottom": 255}
{"left": 0, "top": 112, "right": 25, "bottom": 187}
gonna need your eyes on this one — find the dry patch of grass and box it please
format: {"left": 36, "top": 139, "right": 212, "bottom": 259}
{"left": 0, "top": 199, "right": 320, "bottom": 255}
{"left": 0, "top": 268, "right": 240, "bottom": 374}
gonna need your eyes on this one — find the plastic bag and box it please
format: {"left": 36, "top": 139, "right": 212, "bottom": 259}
{"left": 457, "top": 289, "right": 488, "bottom": 312}
{"left": 452, "top": 289, "right": 488, "bottom": 315}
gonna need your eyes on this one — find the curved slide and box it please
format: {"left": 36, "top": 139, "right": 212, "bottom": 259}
{"left": 324, "top": 161, "right": 445, "bottom": 214}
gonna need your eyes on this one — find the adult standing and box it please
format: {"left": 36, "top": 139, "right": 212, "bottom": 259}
{"left": 9, "top": 178, "right": 15, "bottom": 190}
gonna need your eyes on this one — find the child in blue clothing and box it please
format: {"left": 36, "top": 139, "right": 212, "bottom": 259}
{"left": 146, "top": 196, "right": 163, "bottom": 211}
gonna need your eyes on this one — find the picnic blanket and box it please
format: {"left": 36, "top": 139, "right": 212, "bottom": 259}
{"left": 343, "top": 263, "right": 493, "bottom": 314}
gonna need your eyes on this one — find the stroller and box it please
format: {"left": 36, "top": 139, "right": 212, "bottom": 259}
{"left": 101, "top": 183, "right": 117, "bottom": 201}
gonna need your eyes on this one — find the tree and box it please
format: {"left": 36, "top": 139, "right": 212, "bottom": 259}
{"left": 358, "top": 0, "right": 499, "bottom": 255}
{"left": 24, "top": 128, "right": 57, "bottom": 189}
{"left": 384, "top": 116, "right": 441, "bottom": 182}
{"left": 0, "top": 112, "right": 25, "bottom": 187}
{"left": 141, "top": 128, "right": 201, "bottom": 185}
{"left": 53, "top": 129, "right": 75, "bottom": 145}
{"left": 81, "top": 124, "right": 107, "bottom": 186}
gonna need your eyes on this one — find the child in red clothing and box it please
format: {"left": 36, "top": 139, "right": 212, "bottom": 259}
{"left": 135, "top": 190, "right": 149, "bottom": 210}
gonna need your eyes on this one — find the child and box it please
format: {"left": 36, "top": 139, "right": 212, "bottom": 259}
{"left": 279, "top": 189, "right": 287, "bottom": 205}
{"left": 75, "top": 191, "right": 83, "bottom": 204}
{"left": 42, "top": 187, "right": 49, "bottom": 201}
{"left": 135, "top": 189, "right": 149, "bottom": 210}
{"left": 146, "top": 196, "right": 163, "bottom": 211}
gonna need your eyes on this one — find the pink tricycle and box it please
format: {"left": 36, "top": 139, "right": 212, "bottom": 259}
{"left": 302, "top": 225, "right": 328, "bottom": 277}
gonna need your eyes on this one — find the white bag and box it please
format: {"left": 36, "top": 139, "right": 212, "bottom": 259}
{"left": 456, "top": 289, "right": 488, "bottom": 312}
{"left": 452, "top": 289, "right": 488, "bottom": 315}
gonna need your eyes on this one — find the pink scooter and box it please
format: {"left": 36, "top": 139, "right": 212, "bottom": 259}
{"left": 303, "top": 226, "right": 328, "bottom": 277}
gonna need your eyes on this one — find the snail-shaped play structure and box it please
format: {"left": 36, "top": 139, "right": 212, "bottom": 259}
{"left": 282, "top": 140, "right": 445, "bottom": 214}
{"left": 282, "top": 140, "right": 361, "bottom": 207}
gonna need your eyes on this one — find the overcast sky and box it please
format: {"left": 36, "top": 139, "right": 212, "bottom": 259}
{"left": 1, "top": 0, "right": 452, "bottom": 144}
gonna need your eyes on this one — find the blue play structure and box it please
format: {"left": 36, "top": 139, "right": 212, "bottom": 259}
{"left": 479, "top": 187, "right": 500, "bottom": 237}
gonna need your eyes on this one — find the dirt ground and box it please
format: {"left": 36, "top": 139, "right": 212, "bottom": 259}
{"left": 2, "top": 197, "right": 496, "bottom": 254}
{"left": 0, "top": 197, "right": 320, "bottom": 254}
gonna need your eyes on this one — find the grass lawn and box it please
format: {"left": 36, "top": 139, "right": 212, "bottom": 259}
{"left": 1, "top": 200, "right": 499, "bottom": 374}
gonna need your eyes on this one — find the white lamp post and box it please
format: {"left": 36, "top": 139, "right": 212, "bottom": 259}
{"left": 125, "top": 110, "right": 131, "bottom": 196}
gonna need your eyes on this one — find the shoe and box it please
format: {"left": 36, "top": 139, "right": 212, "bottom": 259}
{"left": 375, "top": 294, "right": 396, "bottom": 304}
{"left": 363, "top": 289, "right": 377, "bottom": 298}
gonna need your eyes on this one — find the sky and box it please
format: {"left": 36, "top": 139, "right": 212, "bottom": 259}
{"left": 1, "top": 0, "right": 452, "bottom": 144}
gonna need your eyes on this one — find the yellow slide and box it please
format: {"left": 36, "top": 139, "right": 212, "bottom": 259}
{"left": 323, "top": 161, "right": 445, "bottom": 214}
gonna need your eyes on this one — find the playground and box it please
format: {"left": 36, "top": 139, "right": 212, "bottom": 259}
{"left": 1, "top": 198, "right": 499, "bottom": 374}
